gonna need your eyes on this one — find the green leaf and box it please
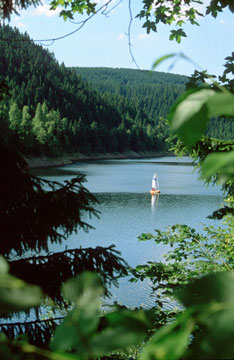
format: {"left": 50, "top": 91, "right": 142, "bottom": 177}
{"left": 50, "top": 306, "right": 100, "bottom": 352}
{"left": 105, "top": 308, "right": 154, "bottom": 331}
{"left": 169, "top": 29, "right": 187, "bottom": 43}
{"left": 139, "top": 312, "right": 194, "bottom": 360}
{"left": 90, "top": 309, "right": 155, "bottom": 357}
{"left": 175, "top": 273, "right": 234, "bottom": 359}
{"left": 176, "top": 272, "right": 234, "bottom": 307}
{"left": 152, "top": 53, "right": 176, "bottom": 70}
{"left": 169, "top": 89, "right": 234, "bottom": 147}
{"left": 0, "top": 274, "right": 42, "bottom": 313}
{"left": 62, "top": 271, "right": 104, "bottom": 304}
{"left": 0, "top": 256, "right": 9, "bottom": 274}
{"left": 50, "top": 352, "right": 81, "bottom": 360}
{"left": 59, "top": 10, "right": 73, "bottom": 20}
{"left": 51, "top": 272, "right": 103, "bottom": 353}
{"left": 138, "top": 233, "right": 155, "bottom": 241}
{"left": 0, "top": 258, "right": 42, "bottom": 314}
{"left": 200, "top": 151, "right": 234, "bottom": 181}
{"left": 168, "top": 89, "right": 215, "bottom": 147}
{"left": 177, "top": 20, "right": 185, "bottom": 26}
{"left": 206, "top": 92, "right": 234, "bottom": 117}
{"left": 90, "top": 327, "right": 143, "bottom": 356}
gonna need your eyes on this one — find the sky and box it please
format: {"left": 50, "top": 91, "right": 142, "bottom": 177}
{"left": 8, "top": 0, "right": 234, "bottom": 77}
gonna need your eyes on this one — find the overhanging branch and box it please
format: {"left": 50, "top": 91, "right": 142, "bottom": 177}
{"left": 9, "top": 245, "right": 128, "bottom": 302}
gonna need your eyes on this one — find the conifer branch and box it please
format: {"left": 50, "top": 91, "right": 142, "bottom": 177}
{"left": 0, "top": 317, "right": 60, "bottom": 346}
{"left": 9, "top": 245, "right": 128, "bottom": 302}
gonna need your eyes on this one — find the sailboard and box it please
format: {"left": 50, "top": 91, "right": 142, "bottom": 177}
{"left": 150, "top": 172, "right": 160, "bottom": 194}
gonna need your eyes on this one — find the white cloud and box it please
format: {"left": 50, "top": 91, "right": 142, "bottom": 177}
{"left": 95, "top": 0, "right": 123, "bottom": 15}
{"left": 117, "top": 33, "right": 124, "bottom": 40}
{"left": 138, "top": 33, "right": 150, "bottom": 40}
{"left": 220, "top": 19, "right": 227, "bottom": 25}
{"left": 94, "top": 0, "right": 106, "bottom": 3}
{"left": 95, "top": 0, "right": 119, "bottom": 4}
{"left": 32, "top": 1, "right": 60, "bottom": 17}
{"left": 15, "top": 21, "right": 27, "bottom": 28}
{"left": 218, "top": 18, "right": 234, "bottom": 28}
{"left": 10, "top": 15, "right": 27, "bottom": 30}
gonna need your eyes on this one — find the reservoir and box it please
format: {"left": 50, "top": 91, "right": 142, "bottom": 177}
{"left": 33, "top": 156, "right": 223, "bottom": 308}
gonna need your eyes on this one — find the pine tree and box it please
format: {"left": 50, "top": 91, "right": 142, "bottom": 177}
{"left": 20, "top": 105, "right": 33, "bottom": 151}
{"left": 0, "top": 141, "right": 127, "bottom": 346}
{"left": 0, "top": 51, "right": 127, "bottom": 347}
{"left": 32, "top": 103, "right": 48, "bottom": 148}
{"left": 8, "top": 102, "right": 21, "bottom": 134}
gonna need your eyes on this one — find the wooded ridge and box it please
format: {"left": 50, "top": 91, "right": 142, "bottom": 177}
{"left": 1, "top": 25, "right": 232, "bottom": 160}
{"left": 0, "top": 25, "right": 184, "bottom": 158}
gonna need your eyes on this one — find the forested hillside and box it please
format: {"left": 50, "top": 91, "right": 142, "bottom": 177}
{"left": 0, "top": 25, "right": 189, "bottom": 157}
{"left": 1, "top": 26, "right": 233, "bottom": 160}
{"left": 74, "top": 67, "right": 187, "bottom": 122}
{"left": 74, "top": 67, "right": 234, "bottom": 141}
{"left": 0, "top": 25, "right": 126, "bottom": 156}
{"left": 74, "top": 67, "right": 190, "bottom": 152}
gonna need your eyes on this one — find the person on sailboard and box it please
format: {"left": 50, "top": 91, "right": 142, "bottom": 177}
{"left": 152, "top": 172, "right": 159, "bottom": 191}
{"left": 150, "top": 172, "right": 160, "bottom": 194}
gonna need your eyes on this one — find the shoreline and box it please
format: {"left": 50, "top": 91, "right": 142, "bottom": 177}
{"left": 25, "top": 150, "right": 173, "bottom": 169}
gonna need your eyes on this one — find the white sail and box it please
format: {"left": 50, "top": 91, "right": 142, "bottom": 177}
{"left": 152, "top": 172, "right": 159, "bottom": 190}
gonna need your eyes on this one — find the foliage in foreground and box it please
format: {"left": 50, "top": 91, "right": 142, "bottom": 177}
{"left": 1, "top": 258, "right": 234, "bottom": 360}
{"left": 131, "top": 204, "right": 234, "bottom": 317}
{"left": 1, "top": 0, "right": 234, "bottom": 359}
{"left": 0, "top": 140, "right": 128, "bottom": 346}
{"left": 1, "top": 71, "right": 234, "bottom": 358}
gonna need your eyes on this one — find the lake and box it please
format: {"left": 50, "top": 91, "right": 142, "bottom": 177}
{"left": 33, "top": 156, "right": 223, "bottom": 308}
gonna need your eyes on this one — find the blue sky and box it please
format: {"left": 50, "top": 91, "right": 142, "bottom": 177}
{"left": 9, "top": 0, "right": 234, "bottom": 77}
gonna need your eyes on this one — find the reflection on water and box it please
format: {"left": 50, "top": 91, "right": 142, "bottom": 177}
{"left": 30, "top": 167, "right": 82, "bottom": 177}
{"left": 59, "top": 157, "right": 221, "bottom": 196}
{"left": 45, "top": 191, "right": 222, "bottom": 308}
{"left": 151, "top": 194, "right": 160, "bottom": 211}
{"left": 35, "top": 157, "right": 223, "bottom": 308}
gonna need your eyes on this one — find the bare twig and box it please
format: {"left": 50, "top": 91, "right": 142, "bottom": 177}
{"left": 35, "top": 0, "right": 114, "bottom": 44}
{"left": 102, "top": 0, "right": 122, "bottom": 17}
{"left": 1, "top": 0, "right": 141, "bottom": 69}
{"left": 127, "top": 0, "right": 140, "bottom": 70}
{"left": 1, "top": 0, "right": 115, "bottom": 45}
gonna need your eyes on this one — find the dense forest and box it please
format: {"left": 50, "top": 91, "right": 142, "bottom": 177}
{"left": 74, "top": 67, "right": 234, "bottom": 141}
{"left": 74, "top": 66, "right": 187, "bottom": 122}
{"left": 1, "top": 0, "right": 234, "bottom": 358}
{"left": 1, "top": 25, "right": 232, "bottom": 159}
{"left": 0, "top": 25, "right": 188, "bottom": 157}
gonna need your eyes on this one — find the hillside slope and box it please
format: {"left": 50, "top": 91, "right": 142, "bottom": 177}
{"left": 75, "top": 67, "right": 234, "bottom": 141}
{"left": 74, "top": 66, "right": 187, "bottom": 125}
{"left": 0, "top": 26, "right": 186, "bottom": 157}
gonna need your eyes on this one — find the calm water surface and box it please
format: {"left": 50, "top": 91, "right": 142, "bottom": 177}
{"left": 33, "top": 157, "right": 223, "bottom": 308}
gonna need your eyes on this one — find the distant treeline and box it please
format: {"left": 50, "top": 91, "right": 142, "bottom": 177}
{"left": 206, "top": 116, "right": 234, "bottom": 140}
{"left": 73, "top": 67, "right": 234, "bottom": 142}
{"left": 0, "top": 25, "right": 232, "bottom": 158}
{"left": 73, "top": 67, "right": 187, "bottom": 122}
{"left": 0, "top": 25, "right": 187, "bottom": 156}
